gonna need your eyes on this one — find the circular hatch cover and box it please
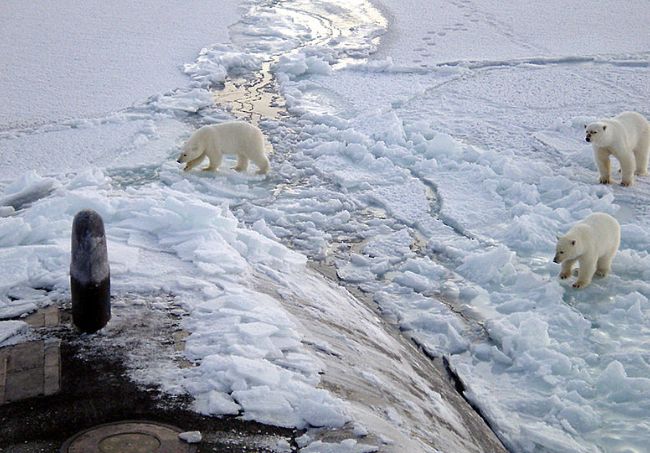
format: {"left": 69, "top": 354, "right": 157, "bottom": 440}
{"left": 61, "top": 420, "right": 196, "bottom": 453}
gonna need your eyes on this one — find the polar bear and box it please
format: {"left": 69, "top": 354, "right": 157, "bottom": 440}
{"left": 585, "top": 111, "right": 650, "bottom": 186}
{"left": 553, "top": 213, "right": 620, "bottom": 289}
{"left": 177, "top": 121, "right": 270, "bottom": 175}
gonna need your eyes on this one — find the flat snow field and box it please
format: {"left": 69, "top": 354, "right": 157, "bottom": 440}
{"left": 1, "top": 0, "right": 650, "bottom": 452}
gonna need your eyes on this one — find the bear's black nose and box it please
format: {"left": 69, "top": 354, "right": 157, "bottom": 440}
{"left": 585, "top": 136, "right": 591, "bottom": 142}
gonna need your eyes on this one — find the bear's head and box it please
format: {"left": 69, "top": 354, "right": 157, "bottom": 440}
{"left": 176, "top": 136, "right": 202, "bottom": 164}
{"left": 584, "top": 122, "right": 609, "bottom": 146}
{"left": 553, "top": 234, "right": 581, "bottom": 263}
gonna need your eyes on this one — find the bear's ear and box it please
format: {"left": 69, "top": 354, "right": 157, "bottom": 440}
{"left": 571, "top": 240, "right": 576, "bottom": 246}
{"left": 584, "top": 124, "right": 587, "bottom": 129}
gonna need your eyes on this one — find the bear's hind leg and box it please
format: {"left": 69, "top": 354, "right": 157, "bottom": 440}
{"left": 233, "top": 155, "right": 249, "bottom": 172}
{"left": 595, "top": 252, "right": 615, "bottom": 277}
{"left": 633, "top": 131, "right": 649, "bottom": 176}
{"left": 253, "top": 154, "right": 270, "bottom": 175}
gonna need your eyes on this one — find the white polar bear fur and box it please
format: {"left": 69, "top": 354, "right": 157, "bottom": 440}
{"left": 177, "top": 121, "right": 270, "bottom": 175}
{"left": 585, "top": 111, "right": 650, "bottom": 186}
{"left": 553, "top": 213, "right": 620, "bottom": 289}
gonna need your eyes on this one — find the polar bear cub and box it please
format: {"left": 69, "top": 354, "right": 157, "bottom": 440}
{"left": 177, "top": 121, "right": 270, "bottom": 175}
{"left": 585, "top": 111, "right": 650, "bottom": 186}
{"left": 553, "top": 213, "right": 620, "bottom": 289}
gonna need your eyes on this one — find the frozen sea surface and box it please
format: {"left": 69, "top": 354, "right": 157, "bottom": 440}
{"left": 0, "top": 0, "right": 240, "bottom": 129}
{"left": 2, "top": 0, "right": 650, "bottom": 452}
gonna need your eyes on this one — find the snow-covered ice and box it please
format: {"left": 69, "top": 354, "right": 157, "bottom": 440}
{"left": 2, "top": 0, "right": 650, "bottom": 451}
{"left": 178, "top": 431, "right": 203, "bottom": 444}
{"left": 0, "top": 0, "right": 240, "bottom": 128}
{"left": 0, "top": 320, "right": 29, "bottom": 345}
